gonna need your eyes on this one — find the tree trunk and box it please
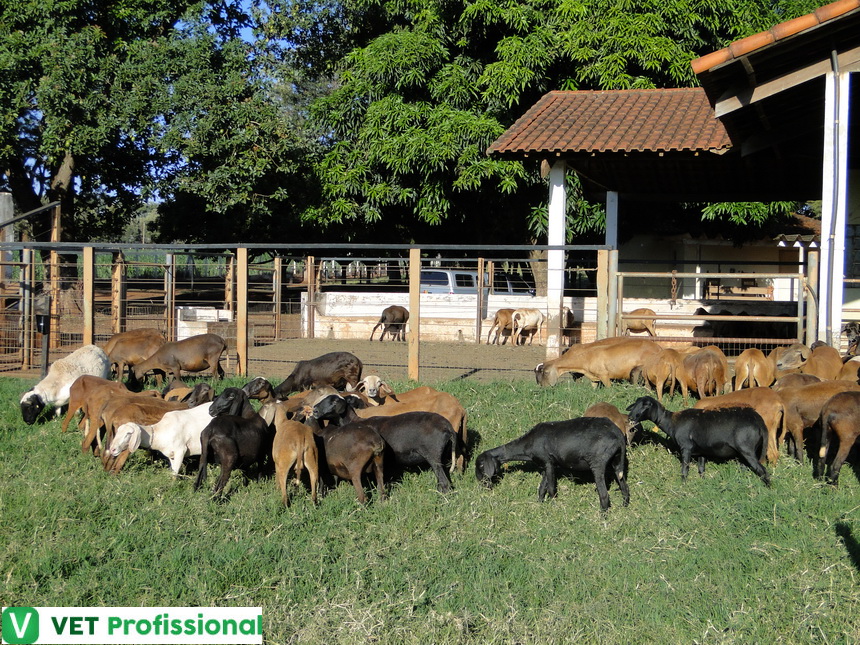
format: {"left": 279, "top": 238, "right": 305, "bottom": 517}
{"left": 528, "top": 247, "right": 548, "bottom": 297}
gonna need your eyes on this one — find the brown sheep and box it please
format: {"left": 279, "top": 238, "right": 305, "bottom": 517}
{"left": 102, "top": 328, "right": 166, "bottom": 382}
{"left": 680, "top": 345, "right": 729, "bottom": 399}
{"left": 734, "top": 348, "right": 775, "bottom": 390}
{"left": 369, "top": 305, "right": 409, "bottom": 342}
{"left": 270, "top": 404, "right": 319, "bottom": 505}
{"left": 535, "top": 336, "right": 661, "bottom": 389}
{"left": 815, "top": 391, "right": 860, "bottom": 485}
{"left": 775, "top": 341, "right": 842, "bottom": 381}
{"left": 132, "top": 333, "right": 227, "bottom": 385}
{"left": 486, "top": 308, "right": 515, "bottom": 345}
{"left": 623, "top": 308, "right": 657, "bottom": 337}
{"left": 776, "top": 381, "right": 860, "bottom": 461}
{"left": 61, "top": 375, "right": 128, "bottom": 435}
{"left": 771, "top": 373, "right": 822, "bottom": 390}
{"left": 583, "top": 402, "right": 639, "bottom": 444}
{"left": 635, "top": 348, "right": 683, "bottom": 402}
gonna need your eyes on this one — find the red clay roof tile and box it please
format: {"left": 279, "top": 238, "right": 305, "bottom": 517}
{"left": 487, "top": 88, "right": 731, "bottom": 157}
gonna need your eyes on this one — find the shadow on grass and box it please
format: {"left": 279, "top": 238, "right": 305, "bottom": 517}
{"left": 835, "top": 522, "right": 860, "bottom": 572}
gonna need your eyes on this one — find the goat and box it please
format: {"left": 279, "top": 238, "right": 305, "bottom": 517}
{"left": 305, "top": 393, "right": 386, "bottom": 504}
{"left": 132, "top": 333, "right": 226, "bottom": 385}
{"left": 693, "top": 387, "right": 797, "bottom": 464}
{"left": 622, "top": 308, "right": 657, "bottom": 336}
{"left": 352, "top": 386, "right": 467, "bottom": 473}
{"left": 775, "top": 341, "right": 842, "bottom": 381}
{"left": 733, "top": 348, "right": 775, "bottom": 390}
{"left": 314, "top": 394, "right": 457, "bottom": 493}
{"left": 20, "top": 344, "right": 111, "bottom": 425}
{"left": 270, "top": 403, "right": 319, "bottom": 505}
{"left": 561, "top": 306, "right": 577, "bottom": 347}
{"left": 815, "top": 391, "right": 860, "bottom": 485}
{"left": 273, "top": 351, "right": 363, "bottom": 398}
{"left": 102, "top": 328, "right": 165, "bottom": 383}
{"left": 582, "top": 402, "right": 640, "bottom": 445}
{"left": 535, "top": 336, "right": 661, "bottom": 388}
{"left": 511, "top": 308, "right": 544, "bottom": 347}
{"left": 107, "top": 402, "right": 214, "bottom": 476}
{"left": 486, "top": 308, "right": 515, "bottom": 345}
{"left": 369, "top": 305, "right": 409, "bottom": 341}
{"left": 475, "top": 416, "right": 629, "bottom": 511}
{"left": 626, "top": 396, "right": 770, "bottom": 485}
{"left": 195, "top": 388, "right": 272, "bottom": 497}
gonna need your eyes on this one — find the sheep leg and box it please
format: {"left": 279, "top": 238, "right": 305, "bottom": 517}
{"left": 537, "top": 462, "right": 557, "bottom": 501}
{"left": 275, "top": 459, "right": 290, "bottom": 506}
{"left": 697, "top": 456, "right": 707, "bottom": 477}
{"left": 429, "top": 460, "right": 452, "bottom": 493}
{"left": 347, "top": 467, "right": 368, "bottom": 504}
{"left": 591, "top": 464, "right": 611, "bottom": 511}
{"left": 306, "top": 446, "right": 319, "bottom": 505}
{"left": 370, "top": 453, "right": 386, "bottom": 501}
{"left": 826, "top": 441, "right": 854, "bottom": 486}
{"left": 738, "top": 448, "right": 771, "bottom": 486}
{"left": 611, "top": 452, "right": 630, "bottom": 506}
{"left": 680, "top": 450, "right": 693, "bottom": 481}
{"left": 212, "top": 452, "right": 238, "bottom": 497}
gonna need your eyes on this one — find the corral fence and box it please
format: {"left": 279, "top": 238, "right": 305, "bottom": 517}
{"left": 0, "top": 242, "right": 819, "bottom": 380}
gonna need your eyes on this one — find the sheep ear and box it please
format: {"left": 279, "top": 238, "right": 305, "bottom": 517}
{"left": 228, "top": 392, "right": 245, "bottom": 417}
{"left": 356, "top": 380, "right": 367, "bottom": 393}
{"left": 128, "top": 426, "right": 142, "bottom": 453}
{"left": 378, "top": 381, "right": 394, "bottom": 397}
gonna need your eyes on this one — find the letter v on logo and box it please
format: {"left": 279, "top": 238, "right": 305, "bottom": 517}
{"left": 2, "top": 607, "right": 40, "bottom": 645}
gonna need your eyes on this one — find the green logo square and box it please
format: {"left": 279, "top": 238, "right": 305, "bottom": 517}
{"left": 2, "top": 607, "right": 39, "bottom": 644}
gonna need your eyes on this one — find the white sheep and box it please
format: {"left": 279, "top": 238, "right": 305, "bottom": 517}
{"left": 107, "top": 403, "right": 213, "bottom": 476}
{"left": 20, "top": 344, "right": 111, "bottom": 425}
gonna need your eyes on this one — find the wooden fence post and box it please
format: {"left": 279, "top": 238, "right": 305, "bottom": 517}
{"left": 273, "top": 255, "right": 282, "bottom": 341}
{"left": 408, "top": 247, "right": 421, "bottom": 381}
{"left": 306, "top": 255, "right": 316, "bottom": 339}
{"left": 476, "top": 257, "right": 485, "bottom": 343}
{"left": 164, "top": 254, "right": 175, "bottom": 340}
{"left": 82, "top": 246, "right": 94, "bottom": 345}
{"left": 236, "top": 247, "right": 248, "bottom": 377}
{"left": 21, "top": 248, "right": 33, "bottom": 369}
{"left": 111, "top": 252, "right": 126, "bottom": 334}
{"left": 596, "top": 250, "right": 609, "bottom": 340}
{"left": 49, "top": 203, "right": 61, "bottom": 349}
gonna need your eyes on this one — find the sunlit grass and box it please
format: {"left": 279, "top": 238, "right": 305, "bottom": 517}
{"left": 2, "top": 375, "right": 859, "bottom": 643}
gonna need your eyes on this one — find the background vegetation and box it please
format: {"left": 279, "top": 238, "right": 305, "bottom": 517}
{"left": 0, "top": 0, "right": 823, "bottom": 247}
{"left": 2, "top": 374, "right": 859, "bottom": 643}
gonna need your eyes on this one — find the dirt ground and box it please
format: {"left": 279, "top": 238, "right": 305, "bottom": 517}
{"left": 247, "top": 337, "right": 548, "bottom": 384}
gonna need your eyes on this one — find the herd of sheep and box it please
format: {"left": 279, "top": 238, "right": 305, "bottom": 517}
{"left": 16, "top": 323, "right": 860, "bottom": 510}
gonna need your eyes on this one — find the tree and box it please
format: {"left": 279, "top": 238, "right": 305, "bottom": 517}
{"left": 299, "top": 0, "right": 823, "bottom": 244}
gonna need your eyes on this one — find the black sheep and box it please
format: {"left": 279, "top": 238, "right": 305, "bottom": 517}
{"left": 474, "top": 416, "right": 629, "bottom": 511}
{"left": 194, "top": 387, "right": 273, "bottom": 497}
{"left": 273, "top": 352, "right": 363, "bottom": 398}
{"left": 626, "top": 395, "right": 770, "bottom": 485}
{"left": 313, "top": 394, "right": 458, "bottom": 492}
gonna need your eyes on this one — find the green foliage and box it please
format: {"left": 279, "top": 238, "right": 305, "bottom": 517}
{"left": 700, "top": 201, "right": 798, "bottom": 226}
{"left": 303, "top": 0, "right": 824, "bottom": 239}
{"left": 2, "top": 373, "right": 860, "bottom": 642}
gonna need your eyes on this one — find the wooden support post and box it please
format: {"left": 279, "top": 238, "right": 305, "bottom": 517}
{"left": 164, "top": 254, "right": 175, "bottom": 340}
{"left": 236, "top": 248, "right": 248, "bottom": 378}
{"left": 306, "top": 256, "right": 316, "bottom": 339}
{"left": 273, "top": 256, "right": 282, "bottom": 341}
{"left": 475, "top": 257, "right": 485, "bottom": 343}
{"left": 596, "top": 250, "right": 609, "bottom": 340}
{"left": 408, "top": 248, "right": 421, "bottom": 381}
{"left": 225, "top": 255, "right": 235, "bottom": 314}
{"left": 806, "top": 247, "right": 820, "bottom": 345}
{"left": 49, "top": 203, "right": 61, "bottom": 349}
{"left": 21, "top": 248, "right": 33, "bottom": 369}
{"left": 111, "top": 252, "right": 126, "bottom": 334}
{"left": 82, "top": 247, "right": 94, "bottom": 345}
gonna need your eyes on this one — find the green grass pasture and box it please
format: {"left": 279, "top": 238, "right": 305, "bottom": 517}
{"left": 1, "top": 377, "right": 859, "bottom": 643}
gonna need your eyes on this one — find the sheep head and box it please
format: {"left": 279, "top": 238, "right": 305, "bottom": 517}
{"left": 209, "top": 387, "right": 247, "bottom": 418}
{"left": 775, "top": 343, "right": 811, "bottom": 371}
{"left": 242, "top": 377, "right": 272, "bottom": 400}
{"left": 110, "top": 422, "right": 143, "bottom": 456}
{"left": 534, "top": 362, "right": 559, "bottom": 387}
{"left": 20, "top": 390, "right": 46, "bottom": 425}
{"left": 625, "top": 396, "right": 659, "bottom": 424}
{"left": 312, "top": 394, "right": 347, "bottom": 422}
{"left": 475, "top": 451, "right": 502, "bottom": 487}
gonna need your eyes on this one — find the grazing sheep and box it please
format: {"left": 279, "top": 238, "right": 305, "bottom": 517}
{"left": 771, "top": 373, "right": 821, "bottom": 390}
{"left": 633, "top": 347, "right": 683, "bottom": 402}
{"left": 20, "top": 345, "right": 111, "bottom": 425}
{"left": 815, "top": 391, "right": 860, "bottom": 485}
{"left": 775, "top": 341, "right": 842, "bottom": 381}
{"left": 102, "top": 328, "right": 166, "bottom": 383}
{"left": 314, "top": 394, "right": 458, "bottom": 493}
{"left": 270, "top": 404, "right": 319, "bottom": 506}
{"left": 583, "top": 402, "right": 640, "bottom": 445}
{"left": 680, "top": 345, "right": 729, "bottom": 399}
{"left": 734, "top": 348, "right": 775, "bottom": 390}
{"left": 623, "top": 308, "right": 657, "bottom": 336}
{"left": 475, "top": 416, "right": 629, "bottom": 511}
{"left": 132, "top": 333, "right": 227, "bottom": 385}
{"left": 369, "top": 305, "right": 409, "bottom": 341}
{"left": 304, "top": 393, "right": 386, "bottom": 504}
{"left": 535, "top": 336, "right": 661, "bottom": 388}
{"left": 626, "top": 396, "right": 770, "bottom": 485}
{"left": 61, "top": 375, "right": 127, "bottom": 434}
{"left": 195, "top": 388, "right": 272, "bottom": 497}
{"left": 273, "top": 351, "right": 363, "bottom": 398}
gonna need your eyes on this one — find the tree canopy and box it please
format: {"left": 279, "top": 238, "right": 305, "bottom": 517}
{"left": 0, "top": 0, "right": 825, "bottom": 245}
